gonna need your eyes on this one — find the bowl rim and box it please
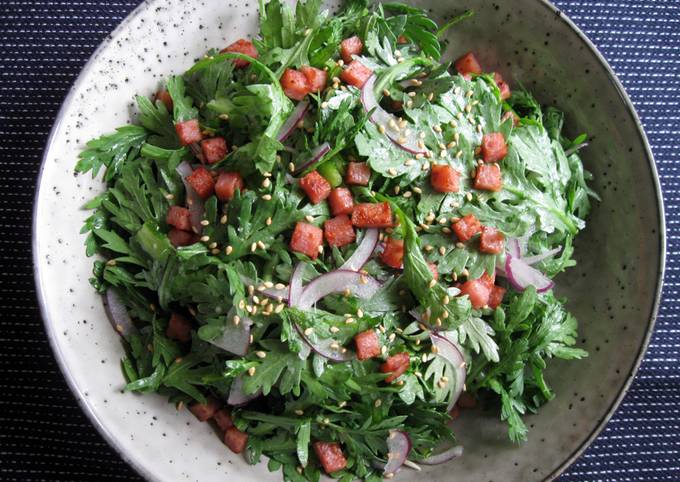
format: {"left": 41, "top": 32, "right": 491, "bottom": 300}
{"left": 31, "top": 1, "right": 666, "bottom": 481}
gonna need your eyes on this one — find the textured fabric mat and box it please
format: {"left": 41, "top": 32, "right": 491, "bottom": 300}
{"left": 0, "top": 1, "right": 678, "bottom": 481}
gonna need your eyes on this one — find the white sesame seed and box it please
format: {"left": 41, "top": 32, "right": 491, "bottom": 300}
{"left": 250, "top": 242, "right": 257, "bottom": 252}
{"left": 388, "top": 167, "right": 397, "bottom": 176}
{"left": 431, "top": 345, "right": 439, "bottom": 354}
{"left": 165, "top": 193, "right": 175, "bottom": 200}
{"left": 266, "top": 217, "right": 272, "bottom": 226}
{"left": 429, "top": 279, "right": 437, "bottom": 288}
{"left": 406, "top": 100, "right": 414, "bottom": 108}
{"left": 248, "top": 367, "right": 256, "bottom": 376}
{"left": 357, "top": 309, "right": 364, "bottom": 318}
{"left": 288, "top": 162, "right": 295, "bottom": 172}
{"left": 433, "top": 125, "right": 442, "bottom": 133}
{"left": 439, "top": 246, "right": 446, "bottom": 255}
{"left": 424, "top": 245, "right": 434, "bottom": 252}
{"left": 456, "top": 242, "right": 465, "bottom": 249}
{"left": 408, "top": 91, "right": 416, "bottom": 98}
{"left": 330, "top": 326, "right": 340, "bottom": 333}
{"left": 225, "top": 246, "right": 233, "bottom": 255}
{"left": 345, "top": 317, "right": 354, "bottom": 324}
{"left": 337, "top": 59, "right": 344, "bottom": 66}
{"left": 304, "top": 327, "right": 314, "bottom": 336}
{"left": 375, "top": 399, "right": 382, "bottom": 407}
{"left": 330, "top": 342, "right": 340, "bottom": 350}
{"left": 295, "top": 409, "right": 304, "bottom": 415}
{"left": 443, "top": 295, "right": 451, "bottom": 304}
{"left": 466, "top": 192, "right": 473, "bottom": 201}
{"left": 262, "top": 178, "right": 271, "bottom": 188}
{"left": 383, "top": 89, "right": 391, "bottom": 97}
{"left": 379, "top": 125, "right": 386, "bottom": 134}
{"left": 262, "top": 194, "right": 272, "bottom": 201}
{"left": 255, "top": 351, "right": 267, "bottom": 359}
{"left": 412, "top": 186, "right": 422, "bottom": 194}
{"left": 403, "top": 191, "right": 412, "bottom": 198}
{"left": 318, "top": 245, "right": 324, "bottom": 254}
{"left": 275, "top": 303, "right": 285, "bottom": 313}
{"left": 321, "top": 101, "right": 329, "bottom": 109}
{"left": 456, "top": 150, "right": 463, "bottom": 159}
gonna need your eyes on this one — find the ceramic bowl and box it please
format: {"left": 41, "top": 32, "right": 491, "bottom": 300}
{"left": 33, "top": 0, "right": 664, "bottom": 481}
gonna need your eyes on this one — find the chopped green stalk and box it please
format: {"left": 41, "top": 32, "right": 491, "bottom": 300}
{"left": 317, "top": 156, "right": 344, "bottom": 187}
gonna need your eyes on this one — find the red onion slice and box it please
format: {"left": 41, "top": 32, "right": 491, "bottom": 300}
{"left": 293, "top": 324, "right": 353, "bottom": 362}
{"left": 277, "top": 101, "right": 309, "bottom": 142}
{"left": 508, "top": 238, "right": 522, "bottom": 259}
{"left": 176, "top": 161, "right": 204, "bottom": 234}
{"left": 339, "top": 229, "right": 379, "bottom": 271}
{"left": 207, "top": 308, "right": 251, "bottom": 356}
{"left": 505, "top": 254, "right": 554, "bottom": 293}
{"left": 288, "top": 263, "right": 305, "bottom": 307}
{"left": 227, "top": 376, "right": 261, "bottom": 406}
{"left": 420, "top": 445, "right": 463, "bottom": 465}
{"left": 383, "top": 430, "right": 412, "bottom": 476}
{"left": 293, "top": 142, "right": 331, "bottom": 174}
{"left": 430, "top": 333, "right": 466, "bottom": 412}
{"left": 522, "top": 246, "right": 562, "bottom": 265}
{"left": 361, "top": 75, "right": 426, "bottom": 155}
{"left": 296, "top": 269, "right": 381, "bottom": 310}
{"left": 104, "top": 289, "right": 135, "bottom": 338}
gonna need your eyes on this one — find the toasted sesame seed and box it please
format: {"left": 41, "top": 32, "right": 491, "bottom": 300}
{"left": 421, "top": 353, "right": 429, "bottom": 363}
{"left": 440, "top": 150, "right": 447, "bottom": 158}
{"left": 337, "top": 59, "right": 344, "bottom": 66}
{"left": 424, "top": 244, "right": 434, "bottom": 252}
{"left": 262, "top": 194, "right": 272, "bottom": 201}
{"left": 208, "top": 242, "right": 217, "bottom": 249}
{"left": 438, "top": 380, "right": 447, "bottom": 388}
{"left": 332, "top": 76, "right": 341, "bottom": 84}
{"left": 449, "top": 120, "right": 458, "bottom": 128}
{"left": 383, "top": 89, "right": 391, "bottom": 97}
{"left": 262, "top": 178, "right": 271, "bottom": 188}
{"left": 225, "top": 245, "right": 233, "bottom": 255}
{"left": 220, "top": 214, "right": 228, "bottom": 224}
{"left": 466, "top": 90, "right": 474, "bottom": 97}
{"left": 247, "top": 366, "right": 256, "bottom": 376}
{"left": 477, "top": 124, "right": 483, "bottom": 133}
{"left": 388, "top": 167, "right": 397, "bottom": 176}
{"left": 304, "top": 327, "right": 314, "bottom": 336}
{"left": 321, "top": 101, "right": 329, "bottom": 109}
{"left": 255, "top": 351, "right": 267, "bottom": 359}
{"left": 456, "top": 112, "right": 464, "bottom": 120}
{"left": 288, "top": 162, "right": 295, "bottom": 172}
{"left": 165, "top": 193, "right": 175, "bottom": 200}
{"left": 415, "top": 153, "right": 424, "bottom": 159}
{"left": 427, "top": 92, "right": 434, "bottom": 101}
{"left": 412, "top": 186, "right": 422, "bottom": 194}
{"left": 465, "top": 104, "right": 472, "bottom": 113}
{"left": 397, "top": 57, "right": 405, "bottom": 63}
{"left": 338, "top": 401, "right": 347, "bottom": 408}
{"left": 330, "top": 342, "right": 340, "bottom": 350}
{"left": 456, "top": 150, "right": 463, "bottom": 159}
{"left": 397, "top": 136, "right": 407, "bottom": 144}
{"left": 253, "top": 295, "right": 261, "bottom": 304}
{"left": 250, "top": 242, "right": 257, "bottom": 252}
{"left": 403, "top": 191, "right": 412, "bottom": 198}
{"left": 438, "top": 217, "right": 447, "bottom": 225}
{"left": 211, "top": 248, "right": 220, "bottom": 255}
{"left": 275, "top": 303, "right": 285, "bottom": 313}
{"left": 345, "top": 317, "right": 355, "bottom": 324}
{"left": 381, "top": 345, "right": 388, "bottom": 355}
{"left": 266, "top": 217, "right": 272, "bottom": 226}
{"left": 388, "top": 333, "right": 396, "bottom": 342}
{"left": 360, "top": 275, "right": 368, "bottom": 285}
{"left": 462, "top": 268, "right": 470, "bottom": 277}
{"left": 374, "top": 399, "right": 382, "bottom": 407}
{"left": 379, "top": 125, "right": 386, "bottom": 134}
{"left": 431, "top": 345, "right": 439, "bottom": 354}
{"left": 330, "top": 326, "right": 340, "bottom": 334}
{"left": 407, "top": 91, "right": 416, "bottom": 98}
{"left": 433, "top": 125, "right": 442, "bottom": 133}
{"left": 343, "top": 288, "right": 351, "bottom": 297}
{"left": 393, "top": 185, "right": 400, "bottom": 195}
{"left": 357, "top": 309, "right": 364, "bottom": 318}
{"left": 466, "top": 192, "right": 473, "bottom": 201}
{"left": 294, "top": 409, "right": 304, "bottom": 416}
{"left": 439, "top": 246, "right": 447, "bottom": 255}
{"left": 200, "top": 235, "right": 210, "bottom": 242}
{"left": 264, "top": 171, "right": 272, "bottom": 177}
{"left": 453, "top": 201, "right": 461, "bottom": 208}
{"left": 318, "top": 245, "right": 324, "bottom": 254}
{"left": 428, "top": 279, "right": 437, "bottom": 288}
{"left": 406, "top": 100, "right": 414, "bottom": 108}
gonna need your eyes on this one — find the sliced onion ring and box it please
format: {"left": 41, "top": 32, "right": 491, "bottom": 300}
{"left": 288, "top": 263, "right": 305, "bottom": 307}
{"left": 277, "top": 101, "right": 309, "bottom": 142}
{"left": 505, "top": 254, "right": 554, "bottom": 293}
{"left": 207, "top": 307, "right": 251, "bottom": 356}
{"left": 384, "top": 430, "right": 412, "bottom": 476}
{"left": 522, "top": 246, "right": 562, "bottom": 265}
{"left": 293, "top": 142, "right": 330, "bottom": 174}
{"left": 105, "top": 289, "right": 135, "bottom": 338}
{"left": 296, "top": 269, "right": 381, "bottom": 310}
{"left": 420, "top": 445, "right": 464, "bottom": 465}
{"left": 227, "top": 376, "right": 261, "bottom": 406}
{"left": 176, "top": 161, "right": 204, "bottom": 234}
{"left": 361, "top": 75, "right": 426, "bottom": 155}
{"left": 340, "top": 229, "right": 379, "bottom": 271}
{"left": 430, "top": 333, "right": 466, "bottom": 412}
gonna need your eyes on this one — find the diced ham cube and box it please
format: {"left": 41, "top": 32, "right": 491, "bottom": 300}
{"left": 453, "top": 214, "right": 482, "bottom": 242}
{"left": 430, "top": 164, "right": 460, "bottom": 193}
{"left": 479, "top": 226, "right": 505, "bottom": 254}
{"left": 220, "top": 39, "right": 258, "bottom": 69}
{"left": 351, "top": 202, "right": 392, "bottom": 228}
{"left": 454, "top": 52, "right": 483, "bottom": 76}
{"left": 201, "top": 137, "right": 228, "bottom": 164}
{"left": 380, "top": 352, "right": 410, "bottom": 383}
{"left": 354, "top": 329, "right": 381, "bottom": 360}
{"left": 493, "top": 72, "right": 512, "bottom": 100}
{"left": 300, "top": 66, "right": 328, "bottom": 93}
{"left": 300, "top": 170, "right": 331, "bottom": 204}
{"left": 459, "top": 277, "right": 492, "bottom": 309}
{"left": 188, "top": 397, "right": 220, "bottom": 421}
{"left": 340, "top": 60, "right": 373, "bottom": 88}
{"left": 428, "top": 262, "right": 439, "bottom": 281}
{"left": 168, "top": 229, "right": 199, "bottom": 247}
{"left": 166, "top": 206, "right": 192, "bottom": 231}
{"left": 215, "top": 171, "right": 244, "bottom": 201}
{"left": 345, "top": 162, "right": 371, "bottom": 186}
{"left": 340, "top": 36, "right": 363, "bottom": 63}
{"left": 213, "top": 409, "right": 233, "bottom": 431}
{"left": 166, "top": 312, "right": 192, "bottom": 342}
{"left": 186, "top": 166, "right": 215, "bottom": 199}
{"left": 224, "top": 427, "right": 248, "bottom": 454}
{"left": 481, "top": 133, "right": 508, "bottom": 163}
{"left": 155, "top": 90, "right": 173, "bottom": 110}
{"left": 324, "top": 215, "right": 356, "bottom": 248}
{"left": 175, "top": 119, "right": 203, "bottom": 146}
{"left": 474, "top": 164, "right": 503, "bottom": 192}
{"left": 290, "top": 222, "right": 323, "bottom": 260}
{"left": 380, "top": 237, "right": 404, "bottom": 269}
{"left": 281, "top": 68, "right": 310, "bottom": 101}
{"left": 328, "top": 187, "right": 354, "bottom": 216}
{"left": 488, "top": 285, "right": 506, "bottom": 309}
{"left": 313, "top": 441, "right": 347, "bottom": 474}
{"left": 397, "top": 35, "right": 409, "bottom": 44}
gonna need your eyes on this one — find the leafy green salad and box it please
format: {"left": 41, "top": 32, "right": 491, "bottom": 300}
{"left": 77, "top": 0, "right": 596, "bottom": 480}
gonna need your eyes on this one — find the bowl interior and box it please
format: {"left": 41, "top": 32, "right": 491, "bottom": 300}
{"left": 33, "top": 1, "right": 663, "bottom": 481}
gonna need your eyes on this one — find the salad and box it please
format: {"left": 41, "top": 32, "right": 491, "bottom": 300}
{"left": 76, "top": 0, "right": 596, "bottom": 480}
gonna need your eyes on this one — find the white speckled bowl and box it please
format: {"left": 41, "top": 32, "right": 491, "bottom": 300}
{"left": 33, "top": 1, "right": 664, "bottom": 481}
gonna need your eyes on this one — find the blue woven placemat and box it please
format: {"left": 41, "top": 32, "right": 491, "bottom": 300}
{"left": 0, "top": 1, "right": 678, "bottom": 480}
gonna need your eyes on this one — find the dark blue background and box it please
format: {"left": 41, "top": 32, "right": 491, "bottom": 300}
{"left": 0, "top": 1, "right": 678, "bottom": 480}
